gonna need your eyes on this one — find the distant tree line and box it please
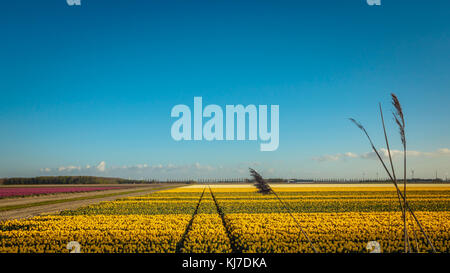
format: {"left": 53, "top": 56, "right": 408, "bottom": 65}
{"left": 0, "top": 176, "right": 446, "bottom": 185}
{"left": 0, "top": 176, "right": 160, "bottom": 185}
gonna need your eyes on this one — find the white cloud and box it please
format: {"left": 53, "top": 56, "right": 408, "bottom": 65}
{"left": 361, "top": 148, "right": 433, "bottom": 159}
{"left": 105, "top": 162, "right": 218, "bottom": 176}
{"left": 45, "top": 161, "right": 106, "bottom": 173}
{"left": 314, "top": 148, "right": 450, "bottom": 162}
{"left": 58, "top": 165, "right": 81, "bottom": 172}
{"left": 344, "top": 152, "right": 358, "bottom": 158}
{"left": 39, "top": 161, "right": 287, "bottom": 180}
{"left": 437, "top": 148, "right": 450, "bottom": 155}
{"left": 193, "top": 162, "right": 215, "bottom": 171}
{"left": 96, "top": 161, "right": 106, "bottom": 172}
{"left": 313, "top": 152, "right": 359, "bottom": 162}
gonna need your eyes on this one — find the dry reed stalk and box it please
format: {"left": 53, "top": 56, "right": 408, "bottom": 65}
{"left": 249, "top": 168, "right": 272, "bottom": 194}
{"left": 379, "top": 103, "right": 410, "bottom": 252}
{"left": 349, "top": 94, "right": 436, "bottom": 252}
{"left": 249, "top": 168, "right": 318, "bottom": 253}
{"left": 409, "top": 213, "right": 420, "bottom": 253}
{"left": 391, "top": 93, "right": 410, "bottom": 252}
{"left": 349, "top": 118, "right": 405, "bottom": 210}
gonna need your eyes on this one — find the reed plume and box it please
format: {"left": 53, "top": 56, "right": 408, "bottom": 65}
{"left": 349, "top": 94, "right": 436, "bottom": 253}
{"left": 392, "top": 94, "right": 405, "bottom": 146}
{"left": 249, "top": 168, "right": 318, "bottom": 253}
{"left": 391, "top": 93, "right": 410, "bottom": 252}
{"left": 249, "top": 168, "right": 272, "bottom": 194}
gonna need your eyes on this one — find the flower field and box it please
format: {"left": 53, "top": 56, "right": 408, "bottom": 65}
{"left": 0, "top": 186, "right": 125, "bottom": 199}
{"left": 0, "top": 184, "right": 449, "bottom": 253}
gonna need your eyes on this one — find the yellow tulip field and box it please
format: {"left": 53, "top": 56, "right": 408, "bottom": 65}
{"left": 1, "top": 184, "right": 449, "bottom": 253}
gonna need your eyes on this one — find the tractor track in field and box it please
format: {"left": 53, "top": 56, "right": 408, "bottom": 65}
{"left": 209, "top": 186, "right": 239, "bottom": 253}
{"left": 175, "top": 187, "right": 206, "bottom": 253}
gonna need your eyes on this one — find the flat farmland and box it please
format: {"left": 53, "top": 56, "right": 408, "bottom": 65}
{"left": 0, "top": 184, "right": 449, "bottom": 253}
{"left": 0, "top": 184, "right": 180, "bottom": 221}
{"left": 0, "top": 185, "right": 129, "bottom": 199}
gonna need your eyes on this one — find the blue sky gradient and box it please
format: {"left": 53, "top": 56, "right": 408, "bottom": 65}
{"left": 1, "top": 0, "right": 449, "bottom": 179}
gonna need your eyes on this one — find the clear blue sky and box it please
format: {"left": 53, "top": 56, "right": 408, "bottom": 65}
{"left": 1, "top": 0, "right": 449, "bottom": 180}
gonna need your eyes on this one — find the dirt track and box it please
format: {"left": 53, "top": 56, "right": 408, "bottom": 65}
{"left": 0, "top": 184, "right": 182, "bottom": 221}
{"left": 0, "top": 184, "right": 149, "bottom": 207}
